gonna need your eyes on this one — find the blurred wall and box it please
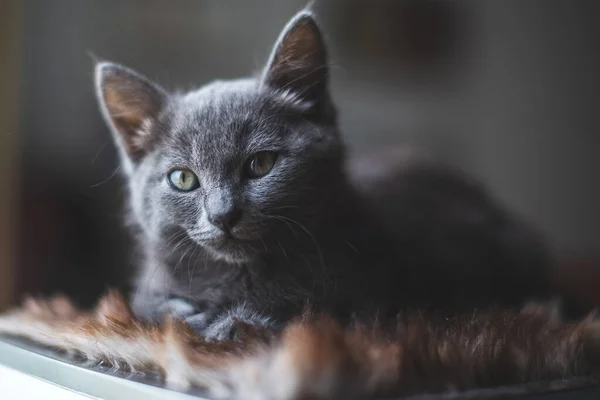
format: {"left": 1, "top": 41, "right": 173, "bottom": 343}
{"left": 0, "top": 0, "right": 20, "bottom": 310}
{"left": 7, "top": 0, "right": 600, "bottom": 302}
{"left": 467, "top": 1, "right": 600, "bottom": 258}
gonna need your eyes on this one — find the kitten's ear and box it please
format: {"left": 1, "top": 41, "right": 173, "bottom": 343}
{"left": 262, "top": 11, "right": 329, "bottom": 106}
{"left": 95, "top": 62, "right": 169, "bottom": 163}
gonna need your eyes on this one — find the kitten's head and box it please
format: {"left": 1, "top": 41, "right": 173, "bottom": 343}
{"left": 96, "top": 11, "right": 343, "bottom": 264}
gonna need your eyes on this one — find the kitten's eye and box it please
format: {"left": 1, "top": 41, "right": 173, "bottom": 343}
{"left": 168, "top": 169, "right": 200, "bottom": 192}
{"left": 247, "top": 151, "right": 277, "bottom": 178}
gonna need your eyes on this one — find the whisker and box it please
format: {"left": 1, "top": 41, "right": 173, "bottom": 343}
{"left": 277, "top": 240, "right": 290, "bottom": 262}
{"left": 187, "top": 245, "right": 201, "bottom": 295}
{"left": 266, "top": 214, "right": 329, "bottom": 296}
{"left": 266, "top": 214, "right": 299, "bottom": 241}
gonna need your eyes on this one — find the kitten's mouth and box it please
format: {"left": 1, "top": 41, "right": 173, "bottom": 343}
{"left": 186, "top": 223, "right": 265, "bottom": 263}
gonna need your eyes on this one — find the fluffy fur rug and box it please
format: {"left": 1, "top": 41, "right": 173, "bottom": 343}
{"left": 1, "top": 292, "right": 600, "bottom": 399}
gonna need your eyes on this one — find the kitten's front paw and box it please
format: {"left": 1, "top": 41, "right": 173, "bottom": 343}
{"left": 157, "top": 298, "right": 197, "bottom": 319}
{"left": 199, "top": 304, "right": 275, "bottom": 342}
{"left": 132, "top": 294, "right": 198, "bottom": 322}
{"left": 184, "top": 312, "right": 212, "bottom": 332}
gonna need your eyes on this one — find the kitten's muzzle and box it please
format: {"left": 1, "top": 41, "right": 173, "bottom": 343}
{"left": 205, "top": 187, "right": 242, "bottom": 235}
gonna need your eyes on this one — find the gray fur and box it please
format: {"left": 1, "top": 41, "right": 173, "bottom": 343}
{"left": 96, "top": 11, "right": 556, "bottom": 339}
{"left": 195, "top": 304, "right": 275, "bottom": 342}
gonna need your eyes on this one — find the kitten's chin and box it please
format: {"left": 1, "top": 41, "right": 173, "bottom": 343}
{"left": 199, "top": 238, "right": 256, "bottom": 264}
{"left": 205, "top": 246, "right": 251, "bottom": 264}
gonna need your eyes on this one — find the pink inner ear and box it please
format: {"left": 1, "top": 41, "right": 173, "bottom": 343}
{"left": 104, "top": 85, "right": 145, "bottom": 125}
{"left": 264, "top": 15, "right": 328, "bottom": 98}
{"left": 103, "top": 84, "right": 148, "bottom": 155}
{"left": 100, "top": 70, "right": 165, "bottom": 159}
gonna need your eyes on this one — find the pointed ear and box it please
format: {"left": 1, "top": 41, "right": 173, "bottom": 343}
{"left": 95, "top": 62, "right": 169, "bottom": 163}
{"left": 262, "top": 11, "right": 329, "bottom": 106}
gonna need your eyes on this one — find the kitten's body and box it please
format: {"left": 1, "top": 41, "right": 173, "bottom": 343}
{"left": 133, "top": 158, "right": 551, "bottom": 332}
{"left": 96, "top": 11, "right": 554, "bottom": 339}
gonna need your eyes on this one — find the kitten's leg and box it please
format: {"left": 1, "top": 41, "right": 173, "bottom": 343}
{"left": 131, "top": 259, "right": 201, "bottom": 321}
{"left": 186, "top": 304, "right": 277, "bottom": 342}
{"left": 132, "top": 292, "right": 198, "bottom": 322}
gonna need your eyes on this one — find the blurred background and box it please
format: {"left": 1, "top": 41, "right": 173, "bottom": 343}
{"left": 0, "top": 0, "right": 598, "bottom": 310}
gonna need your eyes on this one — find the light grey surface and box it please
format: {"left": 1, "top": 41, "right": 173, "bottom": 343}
{"left": 0, "top": 338, "right": 208, "bottom": 400}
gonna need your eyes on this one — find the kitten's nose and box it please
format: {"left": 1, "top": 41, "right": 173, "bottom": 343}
{"left": 208, "top": 207, "right": 242, "bottom": 233}
{"left": 205, "top": 189, "right": 242, "bottom": 233}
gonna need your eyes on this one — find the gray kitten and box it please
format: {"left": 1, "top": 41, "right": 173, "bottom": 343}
{"left": 95, "top": 11, "right": 554, "bottom": 340}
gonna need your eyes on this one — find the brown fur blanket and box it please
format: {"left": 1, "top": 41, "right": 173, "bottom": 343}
{"left": 1, "top": 292, "right": 600, "bottom": 399}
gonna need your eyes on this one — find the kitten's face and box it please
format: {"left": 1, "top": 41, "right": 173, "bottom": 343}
{"left": 134, "top": 80, "right": 339, "bottom": 262}
{"left": 96, "top": 12, "right": 341, "bottom": 263}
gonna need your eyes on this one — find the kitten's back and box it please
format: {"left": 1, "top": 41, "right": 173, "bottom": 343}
{"left": 348, "top": 147, "right": 554, "bottom": 312}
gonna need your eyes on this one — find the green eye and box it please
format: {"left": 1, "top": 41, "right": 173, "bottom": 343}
{"left": 168, "top": 169, "right": 199, "bottom": 192}
{"left": 247, "top": 151, "right": 277, "bottom": 178}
